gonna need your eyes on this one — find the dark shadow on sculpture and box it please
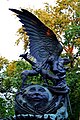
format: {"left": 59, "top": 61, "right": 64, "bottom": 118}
{"left": 1, "top": 8, "right": 71, "bottom": 120}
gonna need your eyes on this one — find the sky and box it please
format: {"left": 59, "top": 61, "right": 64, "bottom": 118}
{"left": 0, "top": 0, "right": 56, "bottom": 61}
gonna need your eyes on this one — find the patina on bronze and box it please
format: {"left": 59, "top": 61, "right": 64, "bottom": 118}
{"left": 1, "top": 8, "right": 71, "bottom": 120}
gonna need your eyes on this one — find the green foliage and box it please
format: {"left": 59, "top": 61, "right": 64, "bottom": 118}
{"left": 64, "top": 24, "right": 80, "bottom": 46}
{"left": 0, "top": 60, "right": 27, "bottom": 118}
{"left": 15, "top": 27, "right": 29, "bottom": 52}
{"left": 0, "top": 56, "right": 8, "bottom": 71}
{"left": 66, "top": 66, "right": 80, "bottom": 120}
{"left": 0, "top": 59, "right": 42, "bottom": 118}
{"left": 0, "top": 98, "right": 7, "bottom": 118}
{"left": 0, "top": 97, "right": 14, "bottom": 118}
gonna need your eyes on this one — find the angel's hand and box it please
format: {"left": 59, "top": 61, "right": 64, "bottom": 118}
{"left": 19, "top": 52, "right": 28, "bottom": 59}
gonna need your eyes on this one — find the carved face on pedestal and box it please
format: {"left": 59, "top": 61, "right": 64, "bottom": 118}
{"left": 22, "top": 85, "right": 52, "bottom": 109}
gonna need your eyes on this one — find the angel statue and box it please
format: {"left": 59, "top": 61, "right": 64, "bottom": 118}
{"left": 7, "top": 8, "right": 71, "bottom": 120}
{"left": 9, "top": 9, "right": 70, "bottom": 89}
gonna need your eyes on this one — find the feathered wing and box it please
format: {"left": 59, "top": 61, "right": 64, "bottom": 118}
{"left": 9, "top": 8, "right": 63, "bottom": 62}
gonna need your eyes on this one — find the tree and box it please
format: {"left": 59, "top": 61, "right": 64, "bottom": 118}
{"left": 15, "top": 27, "right": 29, "bottom": 52}
{"left": 0, "top": 56, "right": 8, "bottom": 71}
{"left": 0, "top": 59, "right": 42, "bottom": 118}
{"left": 66, "top": 66, "right": 80, "bottom": 120}
{"left": 0, "top": 59, "right": 25, "bottom": 118}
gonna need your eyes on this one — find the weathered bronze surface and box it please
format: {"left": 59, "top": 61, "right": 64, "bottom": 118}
{"left": 1, "top": 8, "right": 70, "bottom": 120}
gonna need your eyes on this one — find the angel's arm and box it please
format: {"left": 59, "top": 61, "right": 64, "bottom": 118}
{"left": 19, "top": 53, "right": 42, "bottom": 73}
{"left": 19, "top": 53, "right": 36, "bottom": 66}
{"left": 40, "top": 69, "right": 59, "bottom": 83}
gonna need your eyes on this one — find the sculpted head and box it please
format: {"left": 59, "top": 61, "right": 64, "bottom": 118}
{"left": 22, "top": 85, "right": 52, "bottom": 109}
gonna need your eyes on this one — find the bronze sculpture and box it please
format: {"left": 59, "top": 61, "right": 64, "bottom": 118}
{"left": 1, "top": 8, "right": 71, "bottom": 120}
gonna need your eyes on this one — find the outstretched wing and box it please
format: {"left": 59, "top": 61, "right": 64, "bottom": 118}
{"left": 9, "top": 8, "right": 63, "bottom": 62}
